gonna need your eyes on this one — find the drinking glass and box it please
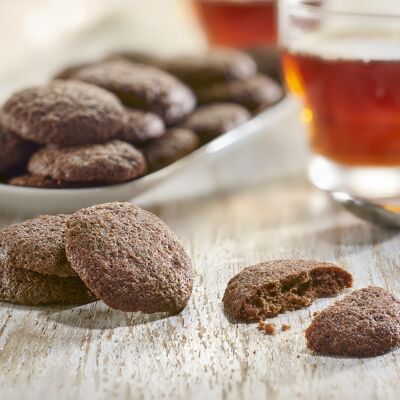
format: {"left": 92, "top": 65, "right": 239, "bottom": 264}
{"left": 193, "top": 0, "right": 278, "bottom": 47}
{"left": 279, "top": 0, "right": 400, "bottom": 199}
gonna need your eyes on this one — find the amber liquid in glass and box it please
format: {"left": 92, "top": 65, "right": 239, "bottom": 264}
{"left": 194, "top": 0, "right": 277, "bottom": 47}
{"left": 282, "top": 35, "right": 400, "bottom": 166}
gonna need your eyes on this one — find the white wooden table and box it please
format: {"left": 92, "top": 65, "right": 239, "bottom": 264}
{"left": 1, "top": 178, "right": 400, "bottom": 400}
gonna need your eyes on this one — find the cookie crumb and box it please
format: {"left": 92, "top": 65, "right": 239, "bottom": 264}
{"left": 258, "top": 320, "right": 276, "bottom": 336}
{"left": 281, "top": 324, "right": 291, "bottom": 332}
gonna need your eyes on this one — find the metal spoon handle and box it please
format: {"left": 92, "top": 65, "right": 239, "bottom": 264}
{"left": 331, "top": 191, "right": 400, "bottom": 228}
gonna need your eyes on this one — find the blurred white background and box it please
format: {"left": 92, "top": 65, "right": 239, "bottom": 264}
{"left": 0, "top": 0, "right": 207, "bottom": 100}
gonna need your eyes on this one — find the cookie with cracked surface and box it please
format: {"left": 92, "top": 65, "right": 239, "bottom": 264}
{"left": 0, "top": 261, "right": 95, "bottom": 305}
{"left": 0, "top": 121, "right": 37, "bottom": 173}
{"left": 306, "top": 286, "right": 400, "bottom": 357}
{"left": 28, "top": 140, "right": 146, "bottom": 183}
{"left": 223, "top": 260, "right": 353, "bottom": 322}
{"left": 0, "top": 80, "right": 125, "bottom": 146}
{"left": 140, "top": 128, "right": 199, "bottom": 172}
{"left": 182, "top": 103, "right": 250, "bottom": 143}
{"left": 72, "top": 60, "right": 196, "bottom": 125}
{"left": 0, "top": 215, "right": 75, "bottom": 277}
{"left": 163, "top": 49, "right": 257, "bottom": 89}
{"left": 197, "top": 74, "right": 283, "bottom": 113}
{"left": 65, "top": 202, "right": 193, "bottom": 313}
{"left": 118, "top": 108, "right": 165, "bottom": 144}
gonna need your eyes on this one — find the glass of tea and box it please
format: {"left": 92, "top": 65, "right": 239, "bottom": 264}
{"left": 193, "top": 0, "right": 277, "bottom": 47}
{"left": 279, "top": 0, "right": 400, "bottom": 199}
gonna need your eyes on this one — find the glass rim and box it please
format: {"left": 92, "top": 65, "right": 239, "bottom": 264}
{"left": 286, "top": 1, "right": 400, "bottom": 20}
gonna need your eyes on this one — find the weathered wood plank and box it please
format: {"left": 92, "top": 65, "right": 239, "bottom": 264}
{"left": 0, "top": 179, "right": 399, "bottom": 400}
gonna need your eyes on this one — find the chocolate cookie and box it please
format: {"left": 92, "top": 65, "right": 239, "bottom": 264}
{"left": 54, "top": 61, "right": 95, "bottom": 80}
{"left": 182, "top": 103, "right": 250, "bottom": 143}
{"left": 8, "top": 175, "right": 73, "bottom": 188}
{"left": 163, "top": 49, "right": 257, "bottom": 89}
{"left": 0, "top": 80, "right": 125, "bottom": 146}
{"left": 65, "top": 202, "right": 193, "bottom": 313}
{"left": 0, "top": 261, "right": 95, "bottom": 305}
{"left": 118, "top": 108, "right": 165, "bottom": 144}
{"left": 0, "top": 215, "right": 75, "bottom": 277}
{"left": 197, "top": 74, "right": 284, "bottom": 113}
{"left": 28, "top": 140, "right": 146, "bottom": 183}
{"left": 223, "top": 260, "right": 353, "bottom": 322}
{"left": 306, "top": 286, "right": 400, "bottom": 357}
{"left": 105, "top": 51, "right": 164, "bottom": 67}
{"left": 245, "top": 46, "right": 283, "bottom": 83}
{"left": 56, "top": 53, "right": 163, "bottom": 80}
{"left": 140, "top": 128, "right": 199, "bottom": 172}
{"left": 7, "top": 175, "right": 99, "bottom": 189}
{"left": 0, "top": 121, "right": 37, "bottom": 173}
{"left": 72, "top": 60, "right": 196, "bottom": 125}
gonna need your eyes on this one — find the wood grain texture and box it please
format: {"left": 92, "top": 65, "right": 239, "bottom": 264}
{"left": 1, "top": 178, "right": 400, "bottom": 400}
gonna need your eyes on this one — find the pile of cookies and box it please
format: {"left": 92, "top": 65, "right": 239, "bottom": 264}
{"left": 0, "top": 202, "right": 193, "bottom": 313}
{"left": 0, "top": 48, "right": 283, "bottom": 188}
{"left": 223, "top": 260, "right": 400, "bottom": 357}
{"left": 1, "top": 203, "right": 399, "bottom": 358}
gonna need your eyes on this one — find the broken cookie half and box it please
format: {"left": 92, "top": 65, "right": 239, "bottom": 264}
{"left": 223, "top": 259, "right": 353, "bottom": 322}
{"left": 306, "top": 286, "right": 400, "bottom": 357}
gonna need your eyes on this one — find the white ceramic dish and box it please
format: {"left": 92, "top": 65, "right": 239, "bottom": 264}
{"left": 0, "top": 98, "right": 294, "bottom": 216}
